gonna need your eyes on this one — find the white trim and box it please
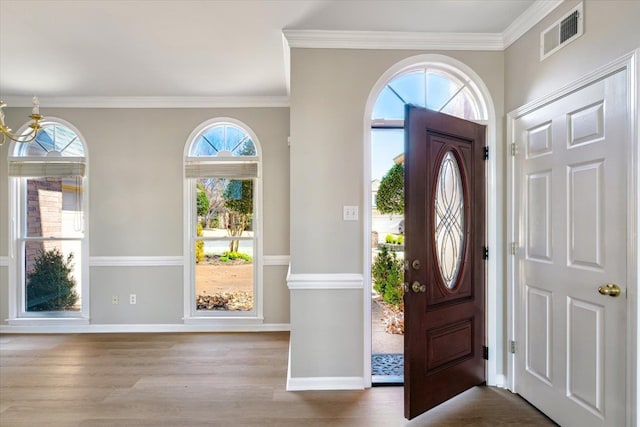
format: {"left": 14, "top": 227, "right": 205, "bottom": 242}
{"left": 1, "top": 96, "right": 289, "bottom": 109}
{"left": 6, "top": 317, "right": 90, "bottom": 326}
{"left": 363, "top": 54, "right": 500, "bottom": 390}
{"left": 182, "top": 117, "right": 264, "bottom": 321}
{"left": 0, "top": 322, "right": 290, "bottom": 334}
{"left": 506, "top": 50, "right": 638, "bottom": 426}
{"left": 283, "top": 29, "right": 504, "bottom": 51}
{"left": 88, "top": 256, "right": 184, "bottom": 267}
{"left": 286, "top": 267, "right": 364, "bottom": 290}
{"left": 0, "top": 256, "right": 7, "bottom": 267}
{"left": 503, "top": 0, "right": 564, "bottom": 48}
{"left": 263, "top": 255, "right": 290, "bottom": 266}
{"left": 7, "top": 117, "right": 91, "bottom": 321}
{"left": 286, "top": 375, "right": 365, "bottom": 391}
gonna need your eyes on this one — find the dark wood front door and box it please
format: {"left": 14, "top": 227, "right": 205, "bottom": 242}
{"left": 404, "top": 105, "right": 486, "bottom": 420}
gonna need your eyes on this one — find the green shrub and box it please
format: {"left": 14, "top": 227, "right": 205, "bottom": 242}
{"left": 396, "top": 235, "right": 404, "bottom": 245}
{"left": 26, "top": 248, "right": 78, "bottom": 311}
{"left": 222, "top": 251, "right": 252, "bottom": 262}
{"left": 219, "top": 256, "right": 229, "bottom": 262}
{"left": 385, "top": 234, "right": 394, "bottom": 244}
{"left": 372, "top": 246, "right": 404, "bottom": 308}
{"left": 195, "top": 224, "right": 205, "bottom": 263}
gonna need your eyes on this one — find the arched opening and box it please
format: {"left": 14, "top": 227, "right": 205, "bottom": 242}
{"left": 363, "top": 54, "right": 499, "bottom": 387}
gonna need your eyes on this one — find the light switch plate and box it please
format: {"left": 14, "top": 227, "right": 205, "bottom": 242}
{"left": 343, "top": 206, "right": 358, "bottom": 221}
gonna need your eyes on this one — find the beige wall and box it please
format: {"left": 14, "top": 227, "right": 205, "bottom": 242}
{"left": 288, "top": 48, "right": 505, "bottom": 379}
{"left": 0, "top": 106, "right": 290, "bottom": 325}
{"left": 505, "top": 0, "right": 640, "bottom": 112}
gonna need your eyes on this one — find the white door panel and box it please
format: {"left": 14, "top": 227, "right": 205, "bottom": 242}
{"left": 515, "top": 69, "right": 628, "bottom": 427}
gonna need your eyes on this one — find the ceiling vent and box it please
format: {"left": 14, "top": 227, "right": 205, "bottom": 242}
{"left": 540, "top": 2, "right": 583, "bottom": 61}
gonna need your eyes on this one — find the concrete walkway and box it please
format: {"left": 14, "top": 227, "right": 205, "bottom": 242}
{"left": 371, "top": 298, "right": 403, "bottom": 354}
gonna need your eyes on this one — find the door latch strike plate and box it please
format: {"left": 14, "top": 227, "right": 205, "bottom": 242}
{"left": 482, "top": 346, "right": 489, "bottom": 360}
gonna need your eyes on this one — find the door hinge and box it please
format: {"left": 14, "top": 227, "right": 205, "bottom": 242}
{"left": 510, "top": 242, "right": 518, "bottom": 255}
{"left": 483, "top": 246, "right": 489, "bottom": 260}
{"left": 510, "top": 142, "right": 518, "bottom": 156}
{"left": 483, "top": 146, "right": 489, "bottom": 160}
{"left": 510, "top": 340, "right": 517, "bottom": 354}
{"left": 482, "top": 346, "right": 489, "bottom": 360}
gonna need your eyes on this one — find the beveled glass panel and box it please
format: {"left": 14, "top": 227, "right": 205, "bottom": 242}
{"left": 434, "top": 151, "right": 465, "bottom": 288}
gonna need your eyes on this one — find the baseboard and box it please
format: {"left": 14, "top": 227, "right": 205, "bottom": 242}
{"left": 0, "top": 322, "right": 290, "bottom": 334}
{"left": 286, "top": 375, "right": 365, "bottom": 391}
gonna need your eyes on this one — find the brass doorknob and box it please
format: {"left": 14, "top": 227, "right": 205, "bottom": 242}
{"left": 598, "top": 283, "right": 621, "bottom": 297}
{"left": 412, "top": 281, "right": 426, "bottom": 293}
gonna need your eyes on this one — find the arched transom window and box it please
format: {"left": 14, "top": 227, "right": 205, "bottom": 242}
{"left": 184, "top": 119, "right": 262, "bottom": 321}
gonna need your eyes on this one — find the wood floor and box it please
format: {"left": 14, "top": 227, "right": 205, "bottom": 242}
{"left": 0, "top": 332, "right": 556, "bottom": 426}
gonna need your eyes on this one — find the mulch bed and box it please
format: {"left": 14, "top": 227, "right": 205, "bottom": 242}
{"left": 196, "top": 290, "right": 253, "bottom": 311}
{"left": 375, "top": 296, "right": 405, "bottom": 335}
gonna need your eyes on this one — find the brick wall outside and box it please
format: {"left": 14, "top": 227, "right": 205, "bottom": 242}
{"left": 25, "top": 178, "right": 62, "bottom": 274}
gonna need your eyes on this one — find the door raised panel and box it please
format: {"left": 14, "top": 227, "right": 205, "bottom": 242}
{"left": 568, "top": 102, "right": 605, "bottom": 148}
{"left": 526, "top": 122, "right": 553, "bottom": 159}
{"left": 568, "top": 161, "right": 604, "bottom": 270}
{"left": 526, "top": 286, "right": 552, "bottom": 385}
{"left": 426, "top": 319, "right": 473, "bottom": 373}
{"left": 526, "top": 171, "right": 552, "bottom": 263}
{"left": 567, "top": 297, "right": 604, "bottom": 418}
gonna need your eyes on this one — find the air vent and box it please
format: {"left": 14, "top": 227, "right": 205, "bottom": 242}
{"left": 540, "top": 2, "right": 583, "bottom": 61}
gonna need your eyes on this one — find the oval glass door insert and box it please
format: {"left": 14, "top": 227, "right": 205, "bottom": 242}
{"left": 434, "top": 151, "right": 465, "bottom": 288}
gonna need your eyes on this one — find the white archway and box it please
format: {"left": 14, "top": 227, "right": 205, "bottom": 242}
{"left": 362, "top": 54, "right": 502, "bottom": 388}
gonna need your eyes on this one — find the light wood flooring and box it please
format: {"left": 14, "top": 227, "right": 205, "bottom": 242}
{"left": 0, "top": 332, "right": 556, "bottom": 426}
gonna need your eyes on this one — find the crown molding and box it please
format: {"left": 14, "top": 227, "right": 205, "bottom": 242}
{"left": 283, "top": 29, "right": 504, "bottom": 51}
{"left": 283, "top": 1, "right": 564, "bottom": 52}
{"left": 0, "top": 96, "right": 290, "bottom": 109}
{"left": 502, "top": 0, "right": 564, "bottom": 48}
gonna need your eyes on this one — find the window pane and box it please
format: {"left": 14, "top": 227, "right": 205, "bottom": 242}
{"left": 434, "top": 152, "right": 465, "bottom": 288}
{"left": 26, "top": 177, "right": 84, "bottom": 238}
{"left": 24, "top": 240, "right": 82, "bottom": 312}
{"left": 426, "top": 71, "right": 461, "bottom": 111}
{"left": 193, "top": 176, "right": 254, "bottom": 313}
{"left": 18, "top": 124, "right": 85, "bottom": 157}
{"left": 387, "top": 71, "right": 425, "bottom": 108}
{"left": 190, "top": 124, "right": 256, "bottom": 157}
{"left": 440, "top": 87, "right": 480, "bottom": 120}
{"left": 195, "top": 239, "right": 254, "bottom": 312}
{"left": 191, "top": 126, "right": 224, "bottom": 156}
{"left": 372, "top": 86, "right": 406, "bottom": 120}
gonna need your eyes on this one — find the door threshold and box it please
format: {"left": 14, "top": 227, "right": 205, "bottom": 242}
{"left": 372, "top": 375, "right": 404, "bottom": 386}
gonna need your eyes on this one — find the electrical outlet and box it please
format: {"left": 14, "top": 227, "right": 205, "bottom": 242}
{"left": 129, "top": 294, "right": 136, "bottom": 305}
{"left": 112, "top": 295, "right": 119, "bottom": 305}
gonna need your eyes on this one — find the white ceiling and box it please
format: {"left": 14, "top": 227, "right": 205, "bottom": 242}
{"left": 0, "top": 0, "right": 540, "bottom": 100}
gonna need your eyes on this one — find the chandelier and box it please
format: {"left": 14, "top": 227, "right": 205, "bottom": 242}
{"left": 0, "top": 97, "right": 44, "bottom": 146}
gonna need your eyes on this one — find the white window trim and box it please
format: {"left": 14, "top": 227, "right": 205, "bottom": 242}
{"left": 182, "top": 117, "right": 264, "bottom": 324}
{"left": 7, "top": 117, "right": 90, "bottom": 324}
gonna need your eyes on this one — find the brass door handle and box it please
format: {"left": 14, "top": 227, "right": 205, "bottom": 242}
{"left": 412, "top": 281, "right": 426, "bottom": 293}
{"left": 598, "top": 283, "right": 621, "bottom": 297}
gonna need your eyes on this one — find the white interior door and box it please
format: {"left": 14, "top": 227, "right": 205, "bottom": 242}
{"left": 513, "top": 68, "right": 629, "bottom": 426}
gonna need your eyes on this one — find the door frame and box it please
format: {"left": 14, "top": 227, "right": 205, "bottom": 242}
{"left": 363, "top": 54, "right": 502, "bottom": 388}
{"left": 506, "top": 50, "right": 639, "bottom": 426}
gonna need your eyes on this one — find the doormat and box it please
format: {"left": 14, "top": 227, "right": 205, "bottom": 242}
{"left": 372, "top": 353, "right": 404, "bottom": 385}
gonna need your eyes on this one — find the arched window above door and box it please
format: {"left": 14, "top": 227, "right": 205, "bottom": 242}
{"left": 372, "top": 64, "right": 487, "bottom": 122}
